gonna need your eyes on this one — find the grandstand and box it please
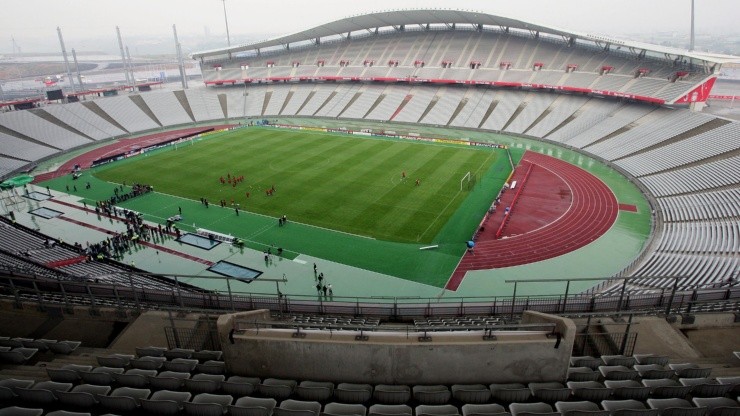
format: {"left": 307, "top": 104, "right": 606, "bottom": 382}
{"left": 0, "top": 9, "right": 739, "bottom": 415}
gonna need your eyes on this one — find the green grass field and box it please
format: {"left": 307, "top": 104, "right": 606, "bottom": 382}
{"left": 94, "top": 128, "right": 503, "bottom": 244}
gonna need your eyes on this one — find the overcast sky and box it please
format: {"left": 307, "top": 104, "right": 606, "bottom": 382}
{"left": 1, "top": 0, "right": 738, "bottom": 54}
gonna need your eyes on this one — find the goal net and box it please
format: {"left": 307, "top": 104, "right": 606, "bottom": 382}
{"left": 460, "top": 171, "right": 473, "bottom": 191}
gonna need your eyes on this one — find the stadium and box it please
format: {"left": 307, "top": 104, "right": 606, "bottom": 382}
{"left": 0, "top": 6, "right": 739, "bottom": 416}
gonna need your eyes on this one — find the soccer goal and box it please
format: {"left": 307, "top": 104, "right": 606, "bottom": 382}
{"left": 460, "top": 171, "right": 471, "bottom": 191}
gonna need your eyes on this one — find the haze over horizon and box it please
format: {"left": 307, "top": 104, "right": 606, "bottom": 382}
{"left": 1, "top": 0, "right": 738, "bottom": 56}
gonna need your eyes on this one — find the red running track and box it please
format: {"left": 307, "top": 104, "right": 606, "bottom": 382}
{"left": 446, "top": 151, "right": 619, "bottom": 291}
{"left": 33, "top": 125, "right": 235, "bottom": 183}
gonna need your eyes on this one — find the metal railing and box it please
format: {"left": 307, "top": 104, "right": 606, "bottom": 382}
{"left": 1, "top": 271, "right": 738, "bottom": 320}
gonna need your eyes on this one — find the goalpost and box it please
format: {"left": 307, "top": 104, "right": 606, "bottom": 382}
{"left": 460, "top": 171, "right": 471, "bottom": 191}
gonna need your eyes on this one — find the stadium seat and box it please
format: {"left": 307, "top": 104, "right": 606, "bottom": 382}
{"left": 324, "top": 402, "right": 368, "bottom": 416}
{"left": 568, "top": 367, "right": 600, "bottom": 382}
{"left": 599, "top": 366, "right": 639, "bottom": 380}
{"left": 490, "top": 383, "right": 531, "bottom": 403}
{"left": 668, "top": 363, "right": 712, "bottom": 379}
{"left": 148, "top": 370, "right": 191, "bottom": 390}
{"left": 452, "top": 384, "right": 492, "bottom": 404}
{"left": 335, "top": 383, "right": 373, "bottom": 404}
{"left": 183, "top": 392, "right": 234, "bottom": 416}
{"left": 192, "top": 349, "right": 223, "bottom": 362}
{"left": 96, "top": 353, "right": 135, "bottom": 368}
{"left": 601, "top": 355, "right": 638, "bottom": 367}
{"left": 259, "top": 378, "right": 298, "bottom": 400}
{"left": 222, "top": 375, "right": 261, "bottom": 397}
{"left": 79, "top": 366, "right": 124, "bottom": 385}
{"left": 554, "top": 401, "right": 610, "bottom": 416}
{"left": 641, "top": 379, "right": 692, "bottom": 399}
{"left": 416, "top": 405, "right": 461, "bottom": 416}
{"left": 229, "top": 396, "right": 278, "bottom": 416}
{"left": 603, "top": 381, "right": 651, "bottom": 401}
{"left": 413, "top": 385, "right": 451, "bottom": 405}
{"left": 373, "top": 385, "right": 411, "bottom": 405}
{"left": 461, "top": 404, "right": 510, "bottom": 416}
{"left": 164, "top": 347, "right": 195, "bottom": 359}
{"left": 634, "top": 365, "right": 675, "bottom": 380}
{"left": 140, "top": 389, "right": 192, "bottom": 415}
{"left": 509, "top": 402, "right": 559, "bottom": 416}
{"left": 48, "top": 340, "right": 81, "bottom": 355}
{"left": 679, "top": 378, "right": 734, "bottom": 397}
{"left": 45, "top": 411, "right": 92, "bottom": 416}
{"left": 183, "top": 373, "right": 225, "bottom": 393}
{"left": 0, "top": 378, "right": 34, "bottom": 402}
{"left": 571, "top": 356, "right": 602, "bottom": 370}
{"left": 601, "top": 400, "right": 659, "bottom": 416}
{"left": 692, "top": 397, "right": 740, "bottom": 416}
{"left": 135, "top": 346, "right": 167, "bottom": 357}
{"left": 368, "top": 404, "right": 413, "bottom": 416}
{"left": 296, "top": 380, "right": 335, "bottom": 401}
{"left": 46, "top": 364, "right": 93, "bottom": 383}
{"left": 56, "top": 384, "right": 111, "bottom": 409}
{"left": 646, "top": 398, "right": 706, "bottom": 416}
{"left": 529, "top": 382, "right": 571, "bottom": 403}
{"left": 0, "top": 407, "right": 43, "bottom": 416}
{"left": 97, "top": 387, "right": 151, "bottom": 413}
{"left": 634, "top": 355, "right": 670, "bottom": 366}
{"left": 717, "top": 377, "right": 740, "bottom": 396}
{"left": 15, "top": 380, "right": 73, "bottom": 405}
{"left": 129, "top": 356, "right": 167, "bottom": 370}
{"left": 567, "top": 381, "right": 613, "bottom": 401}
{"left": 273, "top": 399, "right": 322, "bottom": 416}
{"left": 196, "top": 360, "right": 226, "bottom": 375}
{"left": 113, "top": 368, "right": 157, "bottom": 388}
{"left": 0, "top": 347, "right": 38, "bottom": 364}
{"left": 163, "top": 357, "right": 199, "bottom": 373}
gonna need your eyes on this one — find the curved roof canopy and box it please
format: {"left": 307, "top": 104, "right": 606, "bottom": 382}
{"left": 191, "top": 9, "right": 736, "bottom": 65}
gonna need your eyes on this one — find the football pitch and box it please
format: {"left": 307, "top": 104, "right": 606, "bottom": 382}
{"left": 94, "top": 127, "right": 508, "bottom": 244}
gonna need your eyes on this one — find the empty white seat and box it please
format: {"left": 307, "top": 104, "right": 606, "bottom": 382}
{"left": 368, "top": 404, "right": 413, "bottom": 416}
{"left": 135, "top": 346, "right": 167, "bottom": 357}
{"left": 461, "top": 404, "right": 509, "bottom": 416}
{"left": 56, "top": 384, "right": 110, "bottom": 409}
{"left": 529, "top": 382, "right": 570, "bottom": 403}
{"left": 98, "top": 387, "right": 151, "bottom": 413}
{"left": 335, "top": 383, "right": 373, "bottom": 404}
{"left": 416, "top": 405, "right": 461, "bottom": 416}
{"left": 148, "top": 370, "right": 191, "bottom": 390}
{"left": 373, "top": 385, "right": 411, "bottom": 405}
{"left": 413, "top": 385, "right": 451, "bottom": 405}
{"left": 229, "top": 396, "right": 277, "bottom": 416}
{"left": 567, "top": 381, "right": 613, "bottom": 402}
{"left": 452, "top": 384, "right": 492, "bottom": 404}
{"left": 274, "top": 399, "right": 322, "bottom": 416}
{"left": 297, "top": 380, "right": 335, "bottom": 401}
{"left": 646, "top": 398, "right": 706, "bottom": 416}
{"left": 15, "top": 380, "right": 73, "bottom": 404}
{"left": 324, "top": 402, "right": 368, "bottom": 416}
{"left": 79, "top": 366, "right": 124, "bottom": 385}
{"left": 259, "top": 378, "right": 297, "bottom": 400}
{"left": 555, "top": 401, "right": 610, "bottom": 416}
{"left": 601, "top": 400, "right": 659, "bottom": 416}
{"left": 184, "top": 373, "right": 225, "bottom": 394}
{"left": 0, "top": 407, "right": 43, "bottom": 416}
{"left": 183, "top": 392, "right": 234, "bottom": 416}
{"left": 490, "top": 383, "right": 531, "bottom": 403}
{"left": 222, "top": 375, "right": 261, "bottom": 397}
{"left": 140, "top": 389, "right": 192, "bottom": 415}
{"left": 509, "top": 402, "right": 558, "bottom": 416}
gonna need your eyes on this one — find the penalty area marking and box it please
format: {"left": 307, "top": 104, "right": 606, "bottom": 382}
{"left": 419, "top": 245, "right": 439, "bottom": 250}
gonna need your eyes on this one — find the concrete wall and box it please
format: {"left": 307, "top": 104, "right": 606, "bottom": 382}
{"left": 217, "top": 310, "right": 575, "bottom": 384}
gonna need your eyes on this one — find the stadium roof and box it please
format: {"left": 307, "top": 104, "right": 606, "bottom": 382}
{"left": 191, "top": 9, "right": 737, "bottom": 65}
